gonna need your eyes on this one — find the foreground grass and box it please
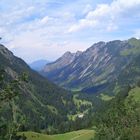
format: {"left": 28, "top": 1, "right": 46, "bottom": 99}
{"left": 19, "top": 129, "right": 95, "bottom": 140}
{"left": 128, "top": 87, "right": 140, "bottom": 102}
{"left": 53, "top": 129, "right": 95, "bottom": 140}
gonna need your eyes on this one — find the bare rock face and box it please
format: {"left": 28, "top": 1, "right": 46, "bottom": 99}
{"left": 42, "top": 51, "right": 82, "bottom": 73}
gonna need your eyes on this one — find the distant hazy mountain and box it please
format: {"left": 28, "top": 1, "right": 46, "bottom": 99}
{"left": 29, "top": 59, "right": 50, "bottom": 71}
{"left": 41, "top": 38, "right": 140, "bottom": 92}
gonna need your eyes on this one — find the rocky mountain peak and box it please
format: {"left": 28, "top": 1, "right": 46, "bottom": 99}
{"left": 62, "top": 51, "right": 73, "bottom": 57}
{"left": 41, "top": 38, "right": 140, "bottom": 91}
{"left": 75, "top": 51, "right": 82, "bottom": 57}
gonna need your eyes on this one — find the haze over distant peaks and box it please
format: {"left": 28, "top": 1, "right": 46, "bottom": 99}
{"left": 29, "top": 59, "right": 50, "bottom": 71}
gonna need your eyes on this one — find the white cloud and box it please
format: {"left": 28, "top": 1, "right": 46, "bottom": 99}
{"left": 86, "top": 4, "right": 110, "bottom": 19}
{"left": 107, "top": 23, "right": 118, "bottom": 32}
{"left": 1, "top": 0, "right": 140, "bottom": 62}
{"left": 40, "top": 16, "right": 51, "bottom": 25}
{"left": 68, "top": 0, "right": 140, "bottom": 33}
{"left": 9, "top": 30, "right": 88, "bottom": 63}
{"left": 83, "top": 4, "right": 93, "bottom": 14}
{"left": 68, "top": 19, "right": 98, "bottom": 33}
{"left": 5, "top": 6, "right": 35, "bottom": 25}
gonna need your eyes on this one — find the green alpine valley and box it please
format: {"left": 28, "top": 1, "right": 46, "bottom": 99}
{"left": 0, "top": 37, "right": 140, "bottom": 140}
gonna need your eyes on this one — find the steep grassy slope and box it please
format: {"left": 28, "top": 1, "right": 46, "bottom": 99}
{"left": 127, "top": 87, "right": 140, "bottom": 102}
{"left": 121, "top": 38, "right": 140, "bottom": 55}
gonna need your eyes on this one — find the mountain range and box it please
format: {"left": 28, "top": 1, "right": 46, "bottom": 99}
{"left": 41, "top": 38, "right": 140, "bottom": 94}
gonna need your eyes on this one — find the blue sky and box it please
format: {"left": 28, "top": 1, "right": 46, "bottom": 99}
{"left": 0, "top": 0, "right": 140, "bottom": 63}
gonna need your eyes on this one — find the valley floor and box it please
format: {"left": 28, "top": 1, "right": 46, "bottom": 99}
{"left": 19, "top": 129, "right": 95, "bottom": 140}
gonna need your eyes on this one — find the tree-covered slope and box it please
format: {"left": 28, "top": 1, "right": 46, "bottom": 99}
{"left": 93, "top": 84, "right": 140, "bottom": 140}
{"left": 0, "top": 44, "right": 91, "bottom": 134}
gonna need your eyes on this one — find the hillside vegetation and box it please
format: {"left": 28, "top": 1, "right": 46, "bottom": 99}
{"left": 0, "top": 44, "right": 93, "bottom": 139}
{"left": 93, "top": 84, "right": 140, "bottom": 140}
